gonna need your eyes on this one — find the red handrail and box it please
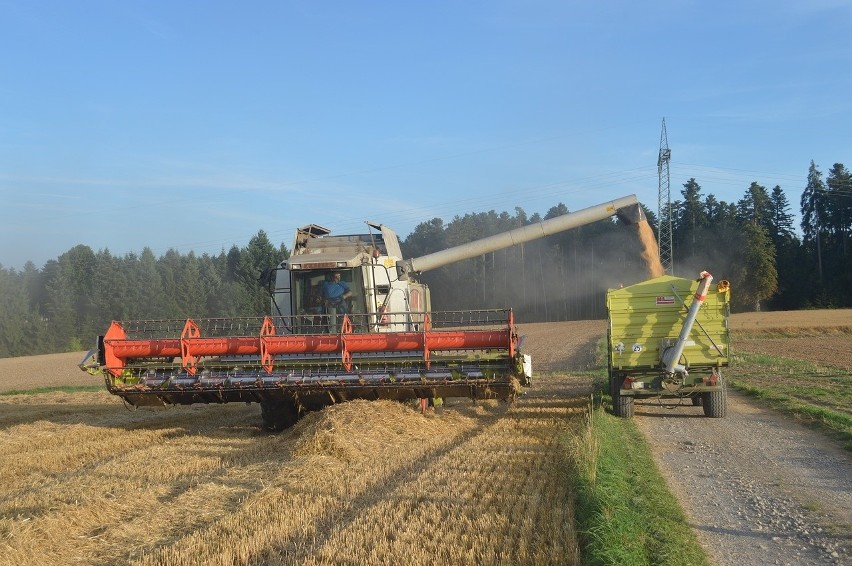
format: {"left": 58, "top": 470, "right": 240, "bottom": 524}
{"left": 102, "top": 314, "right": 516, "bottom": 378}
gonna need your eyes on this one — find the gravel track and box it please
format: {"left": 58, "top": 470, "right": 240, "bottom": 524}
{"left": 633, "top": 394, "right": 850, "bottom": 565}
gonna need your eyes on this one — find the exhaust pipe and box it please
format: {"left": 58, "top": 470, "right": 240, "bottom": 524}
{"left": 616, "top": 203, "right": 646, "bottom": 225}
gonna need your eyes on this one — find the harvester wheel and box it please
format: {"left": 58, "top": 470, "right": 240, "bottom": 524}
{"left": 702, "top": 375, "right": 727, "bottom": 418}
{"left": 691, "top": 395, "right": 702, "bottom": 406}
{"left": 260, "top": 399, "right": 300, "bottom": 432}
{"left": 610, "top": 374, "right": 634, "bottom": 418}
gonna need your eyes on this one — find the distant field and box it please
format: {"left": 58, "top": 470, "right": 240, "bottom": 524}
{"left": 0, "top": 351, "right": 98, "bottom": 393}
{"left": 729, "top": 308, "right": 852, "bottom": 332}
{"left": 730, "top": 309, "right": 852, "bottom": 369}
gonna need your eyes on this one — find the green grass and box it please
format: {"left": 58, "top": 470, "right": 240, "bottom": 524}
{"left": 567, "top": 399, "right": 710, "bottom": 566}
{"left": 564, "top": 336, "right": 709, "bottom": 564}
{"left": 730, "top": 352, "right": 852, "bottom": 449}
{"left": 0, "top": 385, "right": 103, "bottom": 396}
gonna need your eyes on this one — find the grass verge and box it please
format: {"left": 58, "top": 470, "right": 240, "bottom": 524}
{"left": 729, "top": 352, "right": 852, "bottom": 450}
{"left": 566, "top": 388, "right": 710, "bottom": 565}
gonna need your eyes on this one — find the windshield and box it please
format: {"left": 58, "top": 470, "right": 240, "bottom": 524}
{"left": 292, "top": 269, "right": 364, "bottom": 318}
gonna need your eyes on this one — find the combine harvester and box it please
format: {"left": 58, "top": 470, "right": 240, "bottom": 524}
{"left": 82, "top": 195, "right": 647, "bottom": 431}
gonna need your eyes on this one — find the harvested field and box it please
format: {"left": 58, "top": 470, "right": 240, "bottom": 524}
{"left": 729, "top": 308, "right": 852, "bottom": 333}
{"left": 518, "top": 320, "right": 606, "bottom": 373}
{"left": 0, "top": 358, "right": 590, "bottom": 565}
{"left": 0, "top": 351, "right": 100, "bottom": 393}
{"left": 733, "top": 334, "right": 852, "bottom": 369}
{"left": 727, "top": 308, "right": 852, "bottom": 369}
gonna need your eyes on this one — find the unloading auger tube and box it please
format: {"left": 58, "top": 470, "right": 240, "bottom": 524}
{"left": 397, "top": 194, "right": 644, "bottom": 279}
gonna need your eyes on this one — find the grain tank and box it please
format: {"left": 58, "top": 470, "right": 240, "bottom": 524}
{"left": 607, "top": 271, "right": 731, "bottom": 417}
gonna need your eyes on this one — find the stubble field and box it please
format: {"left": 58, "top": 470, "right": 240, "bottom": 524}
{"left": 0, "top": 340, "right": 593, "bottom": 565}
{"left": 0, "top": 310, "right": 849, "bottom": 565}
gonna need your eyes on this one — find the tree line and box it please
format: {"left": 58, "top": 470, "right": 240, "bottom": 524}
{"left": 0, "top": 232, "right": 287, "bottom": 357}
{"left": 401, "top": 161, "right": 851, "bottom": 318}
{"left": 1, "top": 161, "right": 849, "bottom": 357}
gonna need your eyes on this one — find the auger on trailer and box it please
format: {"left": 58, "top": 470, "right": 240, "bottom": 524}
{"left": 81, "top": 195, "right": 648, "bottom": 431}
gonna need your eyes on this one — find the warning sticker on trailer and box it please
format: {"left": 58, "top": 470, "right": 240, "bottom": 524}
{"left": 656, "top": 296, "right": 675, "bottom": 305}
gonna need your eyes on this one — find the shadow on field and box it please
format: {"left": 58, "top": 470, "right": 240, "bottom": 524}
{"left": 256, "top": 420, "right": 490, "bottom": 563}
{"left": 247, "top": 386, "right": 585, "bottom": 562}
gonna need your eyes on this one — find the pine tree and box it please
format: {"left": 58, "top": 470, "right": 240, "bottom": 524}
{"left": 768, "top": 185, "right": 796, "bottom": 242}
{"left": 134, "top": 248, "right": 167, "bottom": 319}
{"left": 766, "top": 185, "right": 805, "bottom": 310}
{"left": 825, "top": 163, "right": 851, "bottom": 257}
{"left": 240, "top": 230, "right": 287, "bottom": 315}
{"left": 801, "top": 161, "right": 826, "bottom": 285}
{"left": 735, "top": 221, "right": 778, "bottom": 311}
{"left": 675, "top": 178, "right": 708, "bottom": 261}
{"left": 737, "top": 182, "right": 772, "bottom": 231}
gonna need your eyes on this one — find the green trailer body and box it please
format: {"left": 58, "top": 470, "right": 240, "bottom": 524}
{"left": 606, "top": 273, "right": 731, "bottom": 418}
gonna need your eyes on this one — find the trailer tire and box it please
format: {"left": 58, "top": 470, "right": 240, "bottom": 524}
{"left": 260, "top": 399, "right": 300, "bottom": 432}
{"left": 702, "top": 375, "right": 727, "bottom": 418}
{"left": 611, "top": 374, "right": 634, "bottom": 418}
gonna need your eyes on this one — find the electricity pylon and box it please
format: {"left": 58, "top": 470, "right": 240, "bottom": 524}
{"left": 657, "top": 118, "right": 673, "bottom": 274}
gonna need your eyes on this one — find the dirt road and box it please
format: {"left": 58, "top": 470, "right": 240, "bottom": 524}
{"left": 633, "top": 395, "right": 850, "bottom": 565}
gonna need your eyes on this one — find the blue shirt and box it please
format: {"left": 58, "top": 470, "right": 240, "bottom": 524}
{"left": 322, "top": 279, "right": 350, "bottom": 300}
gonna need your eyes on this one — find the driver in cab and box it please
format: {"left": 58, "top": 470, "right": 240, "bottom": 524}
{"left": 321, "top": 272, "right": 352, "bottom": 313}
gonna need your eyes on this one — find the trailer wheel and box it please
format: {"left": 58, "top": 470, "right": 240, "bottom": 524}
{"left": 702, "top": 375, "right": 727, "bottom": 418}
{"left": 260, "top": 399, "right": 300, "bottom": 432}
{"left": 611, "top": 374, "right": 634, "bottom": 418}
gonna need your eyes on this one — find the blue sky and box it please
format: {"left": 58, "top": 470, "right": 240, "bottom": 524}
{"left": 2, "top": 1, "right": 851, "bottom": 270}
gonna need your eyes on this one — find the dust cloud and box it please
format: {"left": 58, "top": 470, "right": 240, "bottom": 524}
{"left": 435, "top": 219, "right": 667, "bottom": 321}
{"left": 636, "top": 220, "right": 665, "bottom": 278}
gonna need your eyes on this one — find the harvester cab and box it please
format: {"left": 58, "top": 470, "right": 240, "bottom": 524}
{"left": 81, "top": 194, "right": 649, "bottom": 432}
{"left": 271, "top": 221, "right": 430, "bottom": 334}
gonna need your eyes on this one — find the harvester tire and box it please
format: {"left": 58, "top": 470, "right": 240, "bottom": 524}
{"left": 610, "top": 375, "right": 634, "bottom": 418}
{"left": 260, "top": 399, "right": 300, "bottom": 432}
{"left": 702, "top": 376, "right": 727, "bottom": 418}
